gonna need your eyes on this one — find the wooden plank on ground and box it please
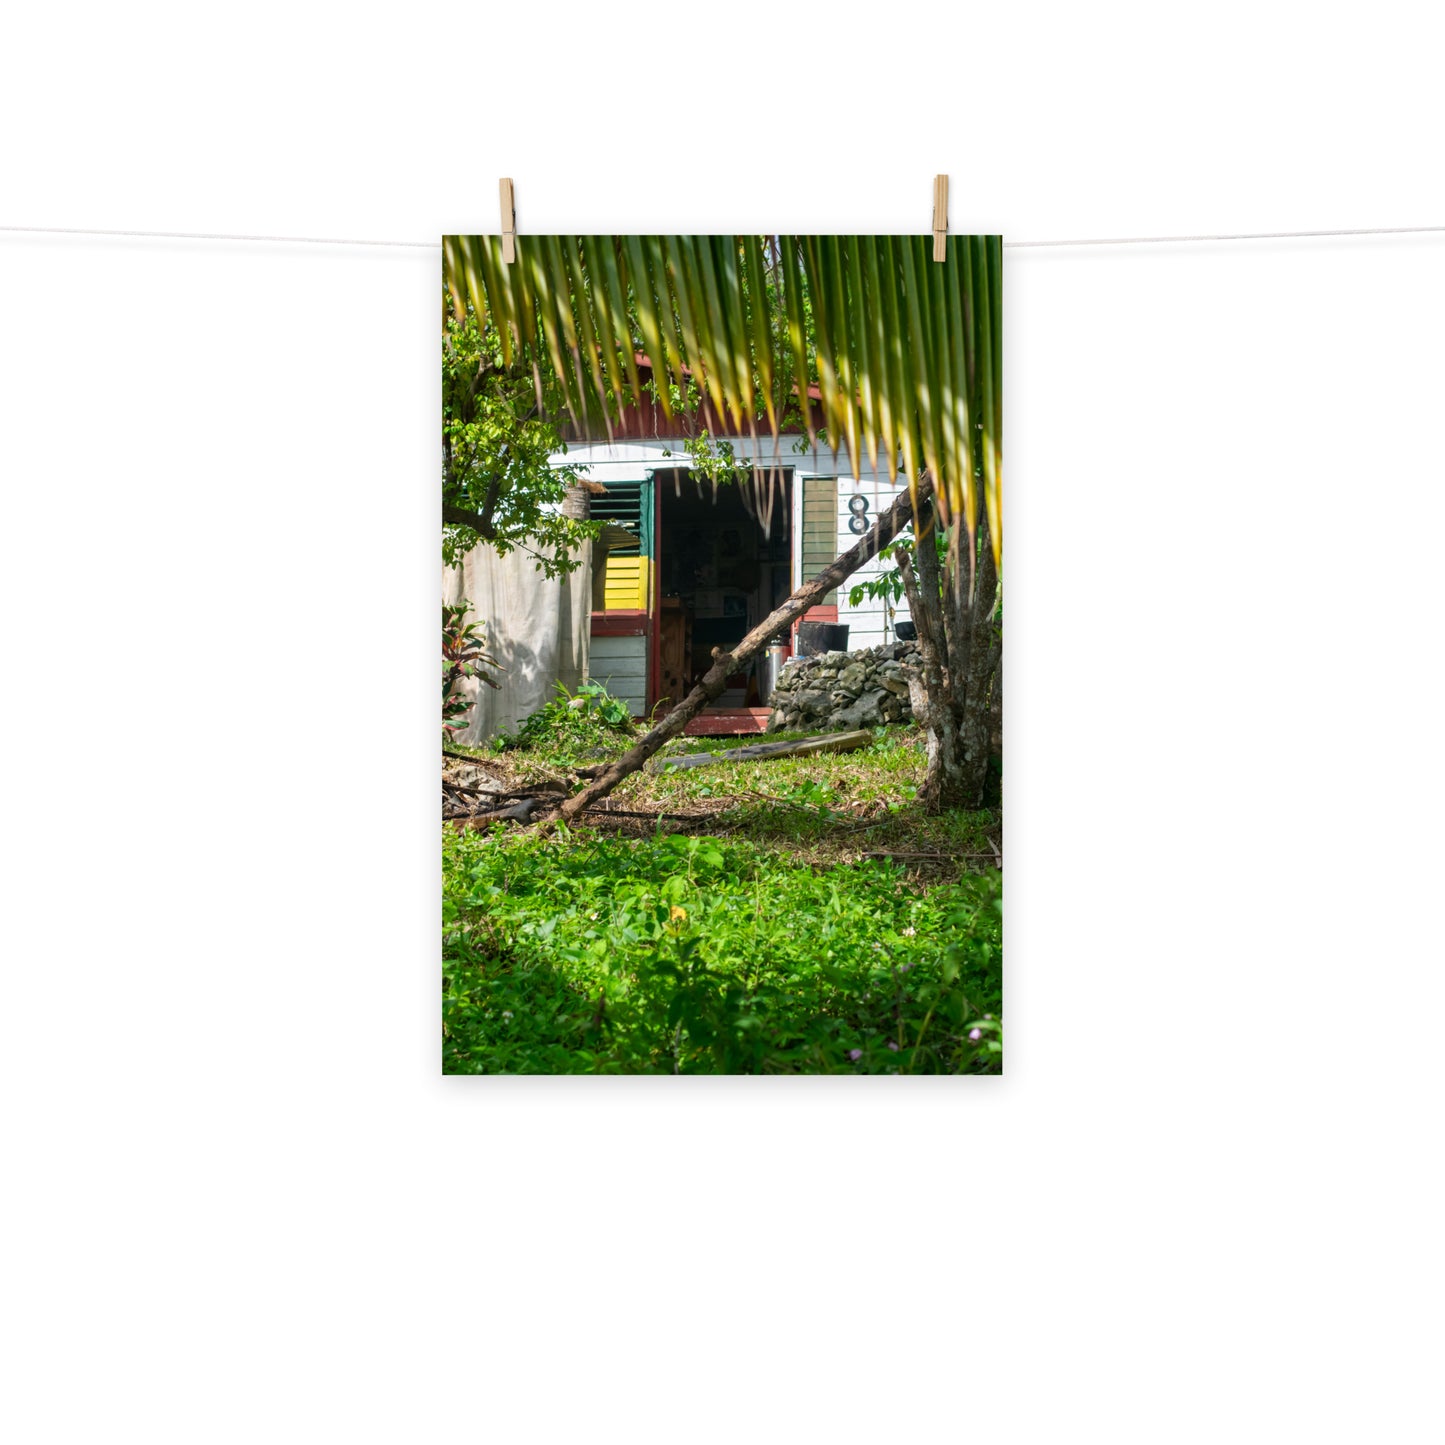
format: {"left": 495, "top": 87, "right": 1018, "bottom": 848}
{"left": 652, "top": 729, "right": 874, "bottom": 771}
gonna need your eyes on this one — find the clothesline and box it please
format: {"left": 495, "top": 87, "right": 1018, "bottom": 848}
{"left": 3, "top": 223, "right": 1443, "bottom": 252}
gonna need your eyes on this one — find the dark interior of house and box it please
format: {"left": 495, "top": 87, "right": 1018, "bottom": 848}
{"left": 657, "top": 468, "right": 793, "bottom": 701}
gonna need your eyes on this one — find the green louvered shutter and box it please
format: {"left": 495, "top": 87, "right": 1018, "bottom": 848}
{"left": 801, "top": 477, "right": 838, "bottom": 604}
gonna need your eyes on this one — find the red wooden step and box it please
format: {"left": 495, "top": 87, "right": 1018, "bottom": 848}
{"left": 681, "top": 708, "right": 773, "bottom": 737}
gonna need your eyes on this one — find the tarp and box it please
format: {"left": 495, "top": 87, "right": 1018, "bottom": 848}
{"left": 443, "top": 542, "right": 592, "bottom": 744}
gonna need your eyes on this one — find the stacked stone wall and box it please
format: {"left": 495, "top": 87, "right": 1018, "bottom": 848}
{"left": 767, "top": 642, "right": 921, "bottom": 732}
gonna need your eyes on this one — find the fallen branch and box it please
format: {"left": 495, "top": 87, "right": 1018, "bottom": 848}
{"left": 453, "top": 797, "right": 549, "bottom": 828}
{"left": 443, "top": 779, "right": 504, "bottom": 798}
{"left": 446, "top": 787, "right": 555, "bottom": 808}
{"left": 559, "top": 476, "right": 933, "bottom": 821}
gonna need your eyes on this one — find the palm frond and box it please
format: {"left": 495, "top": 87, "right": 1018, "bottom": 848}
{"left": 444, "top": 231, "right": 1003, "bottom": 571}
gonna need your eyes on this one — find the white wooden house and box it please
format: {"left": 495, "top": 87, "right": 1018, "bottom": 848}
{"left": 574, "top": 431, "right": 913, "bottom": 733}
{"left": 447, "top": 371, "right": 915, "bottom": 740}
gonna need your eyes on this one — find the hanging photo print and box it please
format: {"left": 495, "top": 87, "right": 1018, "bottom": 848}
{"left": 442, "top": 232, "right": 1002, "bottom": 1075}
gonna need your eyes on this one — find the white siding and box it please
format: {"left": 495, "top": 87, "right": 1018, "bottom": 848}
{"left": 554, "top": 437, "right": 916, "bottom": 658}
{"left": 831, "top": 476, "right": 912, "bottom": 650}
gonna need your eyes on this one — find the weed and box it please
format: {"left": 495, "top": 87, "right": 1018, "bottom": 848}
{"left": 443, "top": 828, "right": 1001, "bottom": 1075}
{"left": 492, "top": 680, "right": 637, "bottom": 763}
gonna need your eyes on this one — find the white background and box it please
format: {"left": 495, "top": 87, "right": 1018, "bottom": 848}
{"left": 3, "top": 3, "right": 1442, "bottom": 1441}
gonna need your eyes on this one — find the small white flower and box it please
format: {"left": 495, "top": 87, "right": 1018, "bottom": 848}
{"left": 901, "top": 926, "right": 916, "bottom": 937}
{"left": 501, "top": 1011, "right": 513, "bottom": 1020}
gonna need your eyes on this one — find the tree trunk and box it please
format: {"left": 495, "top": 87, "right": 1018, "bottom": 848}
{"left": 897, "top": 505, "right": 1000, "bottom": 813}
{"left": 559, "top": 476, "right": 935, "bottom": 821}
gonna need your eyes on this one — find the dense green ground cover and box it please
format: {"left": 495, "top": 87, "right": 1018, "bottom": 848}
{"left": 443, "top": 825, "right": 1001, "bottom": 1076}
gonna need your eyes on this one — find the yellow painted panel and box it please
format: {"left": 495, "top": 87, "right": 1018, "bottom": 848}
{"left": 603, "top": 556, "right": 651, "bottom": 612}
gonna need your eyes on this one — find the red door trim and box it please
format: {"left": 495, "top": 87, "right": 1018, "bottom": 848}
{"left": 647, "top": 478, "right": 662, "bottom": 712}
{"left": 590, "top": 610, "right": 649, "bottom": 637}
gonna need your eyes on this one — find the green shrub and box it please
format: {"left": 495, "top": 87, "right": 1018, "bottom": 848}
{"left": 492, "top": 680, "right": 637, "bottom": 761}
{"left": 442, "top": 601, "right": 501, "bottom": 735}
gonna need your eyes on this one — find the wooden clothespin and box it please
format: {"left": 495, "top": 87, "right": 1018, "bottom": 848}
{"left": 499, "top": 177, "right": 516, "bottom": 263}
{"left": 932, "top": 175, "right": 948, "bottom": 261}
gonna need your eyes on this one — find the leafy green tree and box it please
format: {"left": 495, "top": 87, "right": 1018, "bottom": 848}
{"left": 442, "top": 307, "right": 595, "bottom": 575}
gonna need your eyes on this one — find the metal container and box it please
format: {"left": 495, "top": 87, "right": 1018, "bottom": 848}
{"left": 760, "top": 642, "right": 791, "bottom": 704}
{"left": 796, "top": 621, "right": 850, "bottom": 657}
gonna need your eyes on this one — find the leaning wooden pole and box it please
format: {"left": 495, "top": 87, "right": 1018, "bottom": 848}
{"left": 559, "top": 475, "right": 934, "bottom": 821}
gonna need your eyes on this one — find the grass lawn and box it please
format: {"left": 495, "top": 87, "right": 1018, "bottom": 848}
{"left": 443, "top": 722, "right": 1001, "bottom": 1075}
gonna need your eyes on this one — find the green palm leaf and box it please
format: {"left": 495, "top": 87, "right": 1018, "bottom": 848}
{"left": 625, "top": 235, "right": 671, "bottom": 418}
{"left": 443, "top": 229, "right": 1003, "bottom": 571}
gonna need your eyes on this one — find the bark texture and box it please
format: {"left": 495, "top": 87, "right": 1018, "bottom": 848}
{"left": 559, "top": 476, "right": 935, "bottom": 821}
{"left": 897, "top": 504, "right": 1001, "bottom": 812}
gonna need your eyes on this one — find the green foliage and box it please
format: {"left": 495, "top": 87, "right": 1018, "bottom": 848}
{"left": 443, "top": 232, "right": 1003, "bottom": 572}
{"left": 847, "top": 526, "right": 954, "bottom": 608}
{"left": 847, "top": 525, "right": 1002, "bottom": 642}
{"left": 443, "top": 829, "right": 1002, "bottom": 1075}
{"left": 442, "top": 306, "right": 598, "bottom": 573}
{"left": 666, "top": 432, "right": 754, "bottom": 491}
{"left": 849, "top": 537, "right": 911, "bottom": 609}
{"left": 492, "top": 680, "right": 637, "bottom": 761}
{"left": 442, "top": 601, "right": 501, "bottom": 735}
{"left": 849, "top": 531, "right": 919, "bottom": 609}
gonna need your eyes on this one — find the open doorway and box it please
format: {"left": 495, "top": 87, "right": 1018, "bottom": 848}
{"left": 654, "top": 467, "right": 793, "bottom": 712}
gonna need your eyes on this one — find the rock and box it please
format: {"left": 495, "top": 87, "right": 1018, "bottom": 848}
{"left": 879, "top": 675, "right": 911, "bottom": 695}
{"left": 832, "top": 688, "right": 887, "bottom": 729}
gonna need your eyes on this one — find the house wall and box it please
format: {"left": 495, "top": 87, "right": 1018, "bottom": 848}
{"left": 822, "top": 471, "right": 914, "bottom": 651}
{"left": 588, "top": 633, "right": 648, "bottom": 716}
{"left": 562, "top": 438, "right": 913, "bottom": 659}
